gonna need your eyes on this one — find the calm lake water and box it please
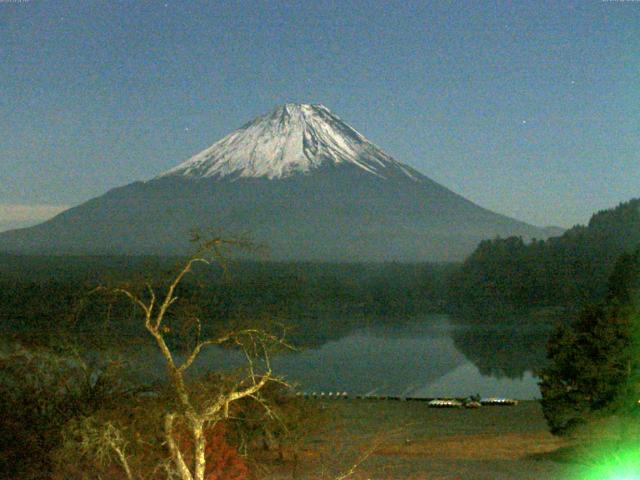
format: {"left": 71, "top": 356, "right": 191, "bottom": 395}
{"left": 273, "top": 315, "right": 547, "bottom": 399}
{"left": 167, "top": 314, "right": 550, "bottom": 400}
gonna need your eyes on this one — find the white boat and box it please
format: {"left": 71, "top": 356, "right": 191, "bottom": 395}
{"left": 428, "top": 399, "right": 463, "bottom": 408}
{"left": 480, "top": 397, "right": 519, "bottom": 406}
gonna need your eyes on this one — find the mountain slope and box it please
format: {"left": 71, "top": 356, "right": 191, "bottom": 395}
{"left": 0, "top": 104, "right": 553, "bottom": 261}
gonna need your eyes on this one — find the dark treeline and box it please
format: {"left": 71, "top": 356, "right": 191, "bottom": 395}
{"left": 0, "top": 255, "right": 458, "bottom": 342}
{"left": 448, "top": 198, "right": 640, "bottom": 314}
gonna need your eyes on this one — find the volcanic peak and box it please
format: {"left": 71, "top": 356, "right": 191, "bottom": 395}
{"left": 159, "top": 103, "right": 419, "bottom": 181}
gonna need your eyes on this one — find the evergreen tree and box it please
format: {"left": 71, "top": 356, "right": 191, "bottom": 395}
{"left": 539, "top": 250, "right": 640, "bottom": 435}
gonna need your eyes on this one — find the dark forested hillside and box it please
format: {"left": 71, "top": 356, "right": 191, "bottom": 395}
{"left": 448, "top": 198, "right": 640, "bottom": 313}
{"left": 0, "top": 256, "right": 456, "bottom": 343}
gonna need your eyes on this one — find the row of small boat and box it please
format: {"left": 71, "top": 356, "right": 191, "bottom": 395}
{"left": 427, "top": 398, "right": 519, "bottom": 408}
{"left": 295, "top": 392, "right": 519, "bottom": 406}
{"left": 297, "top": 392, "right": 349, "bottom": 398}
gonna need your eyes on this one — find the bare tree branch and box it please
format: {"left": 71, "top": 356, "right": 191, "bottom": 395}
{"left": 155, "top": 256, "right": 210, "bottom": 331}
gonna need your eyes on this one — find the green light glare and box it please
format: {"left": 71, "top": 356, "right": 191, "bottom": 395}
{"left": 578, "top": 446, "right": 640, "bottom": 480}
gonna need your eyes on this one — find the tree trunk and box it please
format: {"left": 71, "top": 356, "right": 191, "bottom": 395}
{"left": 165, "top": 413, "right": 194, "bottom": 480}
{"left": 193, "top": 420, "right": 206, "bottom": 480}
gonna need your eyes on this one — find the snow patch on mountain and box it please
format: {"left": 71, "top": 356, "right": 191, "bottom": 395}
{"left": 158, "top": 103, "right": 419, "bottom": 181}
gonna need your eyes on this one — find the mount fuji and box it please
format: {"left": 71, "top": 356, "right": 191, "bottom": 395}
{"left": 0, "top": 104, "right": 554, "bottom": 261}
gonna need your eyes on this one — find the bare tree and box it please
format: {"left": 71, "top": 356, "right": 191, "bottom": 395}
{"left": 96, "top": 236, "right": 288, "bottom": 480}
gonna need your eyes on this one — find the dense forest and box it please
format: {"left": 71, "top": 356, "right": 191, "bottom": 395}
{"left": 448, "top": 198, "right": 640, "bottom": 314}
{"left": 0, "top": 255, "right": 457, "bottom": 345}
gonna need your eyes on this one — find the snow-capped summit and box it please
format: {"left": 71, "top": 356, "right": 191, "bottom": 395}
{"left": 159, "top": 103, "right": 418, "bottom": 181}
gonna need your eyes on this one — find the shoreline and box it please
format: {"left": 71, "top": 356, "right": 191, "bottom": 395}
{"left": 262, "top": 399, "right": 577, "bottom": 479}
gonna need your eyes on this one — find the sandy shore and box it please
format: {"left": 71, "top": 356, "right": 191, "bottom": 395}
{"left": 262, "top": 400, "right": 581, "bottom": 479}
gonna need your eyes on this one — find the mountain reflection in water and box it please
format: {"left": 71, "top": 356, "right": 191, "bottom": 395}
{"left": 270, "top": 314, "right": 553, "bottom": 399}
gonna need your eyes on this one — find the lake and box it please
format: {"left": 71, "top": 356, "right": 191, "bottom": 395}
{"left": 175, "top": 314, "right": 552, "bottom": 400}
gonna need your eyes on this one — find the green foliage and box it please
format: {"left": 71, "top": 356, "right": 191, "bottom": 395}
{"left": 539, "top": 250, "right": 640, "bottom": 435}
{"left": 0, "top": 343, "right": 134, "bottom": 479}
{"left": 449, "top": 198, "right": 640, "bottom": 314}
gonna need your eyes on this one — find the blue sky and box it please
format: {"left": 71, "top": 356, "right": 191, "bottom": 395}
{"left": 1, "top": 0, "right": 639, "bottom": 230}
